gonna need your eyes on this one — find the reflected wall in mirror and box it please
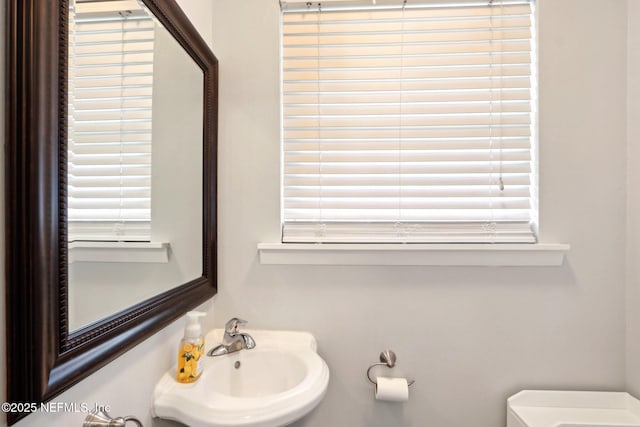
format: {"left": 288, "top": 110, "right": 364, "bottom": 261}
{"left": 5, "top": 0, "right": 217, "bottom": 424}
{"left": 67, "top": 0, "right": 204, "bottom": 331}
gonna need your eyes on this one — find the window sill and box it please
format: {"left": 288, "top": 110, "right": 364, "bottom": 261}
{"left": 257, "top": 243, "right": 570, "bottom": 266}
{"left": 69, "top": 241, "right": 170, "bottom": 264}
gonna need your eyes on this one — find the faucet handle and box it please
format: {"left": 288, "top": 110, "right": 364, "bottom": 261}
{"left": 224, "top": 317, "right": 247, "bottom": 336}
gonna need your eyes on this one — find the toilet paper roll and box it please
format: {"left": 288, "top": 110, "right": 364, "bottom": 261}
{"left": 374, "top": 377, "right": 409, "bottom": 402}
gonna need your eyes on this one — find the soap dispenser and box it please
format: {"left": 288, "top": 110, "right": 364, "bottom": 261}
{"left": 177, "top": 311, "right": 206, "bottom": 383}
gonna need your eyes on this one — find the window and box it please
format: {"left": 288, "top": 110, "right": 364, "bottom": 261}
{"left": 68, "top": 2, "right": 155, "bottom": 242}
{"left": 280, "top": 0, "right": 537, "bottom": 243}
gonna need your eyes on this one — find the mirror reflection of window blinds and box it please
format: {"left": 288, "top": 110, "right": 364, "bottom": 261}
{"left": 281, "top": 1, "right": 537, "bottom": 243}
{"left": 68, "top": 7, "right": 154, "bottom": 241}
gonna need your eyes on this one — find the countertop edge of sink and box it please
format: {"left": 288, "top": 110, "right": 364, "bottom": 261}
{"left": 204, "top": 328, "right": 319, "bottom": 352}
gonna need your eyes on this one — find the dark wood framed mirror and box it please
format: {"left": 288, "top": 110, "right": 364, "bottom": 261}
{"left": 4, "top": 0, "right": 217, "bottom": 424}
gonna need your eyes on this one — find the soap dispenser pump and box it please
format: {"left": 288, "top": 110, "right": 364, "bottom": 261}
{"left": 177, "top": 311, "right": 206, "bottom": 383}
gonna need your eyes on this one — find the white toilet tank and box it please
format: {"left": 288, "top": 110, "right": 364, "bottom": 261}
{"left": 507, "top": 390, "right": 640, "bottom": 427}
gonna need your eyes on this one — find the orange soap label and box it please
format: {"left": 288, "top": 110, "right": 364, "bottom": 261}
{"left": 177, "top": 339, "right": 204, "bottom": 383}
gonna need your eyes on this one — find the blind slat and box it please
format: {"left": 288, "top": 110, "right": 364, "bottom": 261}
{"left": 284, "top": 174, "right": 531, "bottom": 187}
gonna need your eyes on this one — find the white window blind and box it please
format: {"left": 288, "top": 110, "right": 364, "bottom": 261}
{"left": 281, "top": 0, "right": 537, "bottom": 243}
{"left": 68, "top": 3, "right": 154, "bottom": 241}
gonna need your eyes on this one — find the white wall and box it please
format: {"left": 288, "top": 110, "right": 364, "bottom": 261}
{"left": 627, "top": 0, "right": 640, "bottom": 396}
{"left": 211, "top": 1, "right": 629, "bottom": 426}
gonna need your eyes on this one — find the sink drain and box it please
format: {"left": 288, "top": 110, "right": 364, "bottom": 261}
{"left": 234, "top": 361, "right": 241, "bottom": 369}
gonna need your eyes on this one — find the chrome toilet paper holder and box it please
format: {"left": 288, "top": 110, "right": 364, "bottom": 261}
{"left": 366, "top": 349, "right": 415, "bottom": 387}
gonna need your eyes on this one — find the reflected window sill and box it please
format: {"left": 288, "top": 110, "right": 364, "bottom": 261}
{"left": 69, "top": 241, "right": 170, "bottom": 264}
{"left": 257, "top": 243, "right": 570, "bottom": 266}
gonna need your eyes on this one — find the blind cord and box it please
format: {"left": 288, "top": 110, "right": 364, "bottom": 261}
{"left": 116, "top": 10, "right": 132, "bottom": 237}
{"left": 398, "top": 0, "right": 407, "bottom": 238}
{"left": 489, "top": 0, "right": 505, "bottom": 192}
{"left": 314, "top": 2, "right": 324, "bottom": 240}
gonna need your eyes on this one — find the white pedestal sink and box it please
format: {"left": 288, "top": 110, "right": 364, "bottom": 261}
{"left": 152, "top": 329, "right": 330, "bottom": 427}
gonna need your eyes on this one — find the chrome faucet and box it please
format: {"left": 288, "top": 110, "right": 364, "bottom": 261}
{"left": 207, "top": 318, "right": 256, "bottom": 357}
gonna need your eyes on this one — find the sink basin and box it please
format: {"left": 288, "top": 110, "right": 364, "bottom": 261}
{"left": 152, "top": 329, "right": 330, "bottom": 427}
{"left": 210, "top": 349, "right": 308, "bottom": 398}
{"left": 507, "top": 390, "right": 640, "bottom": 427}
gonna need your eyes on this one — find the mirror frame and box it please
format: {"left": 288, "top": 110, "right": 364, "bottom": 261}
{"left": 4, "top": 0, "right": 217, "bottom": 424}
